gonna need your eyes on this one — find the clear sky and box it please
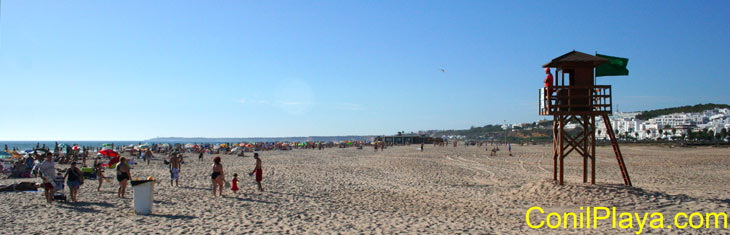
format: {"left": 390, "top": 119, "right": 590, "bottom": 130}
{"left": 1, "top": 1, "right": 728, "bottom": 140}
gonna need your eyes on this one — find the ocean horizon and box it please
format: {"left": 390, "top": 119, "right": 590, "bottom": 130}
{"left": 0, "top": 136, "right": 378, "bottom": 150}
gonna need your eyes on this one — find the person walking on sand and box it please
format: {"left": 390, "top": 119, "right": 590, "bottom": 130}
{"left": 198, "top": 150, "right": 204, "bottom": 162}
{"left": 82, "top": 151, "right": 87, "bottom": 167}
{"left": 64, "top": 162, "right": 84, "bottom": 202}
{"left": 211, "top": 157, "right": 224, "bottom": 197}
{"left": 169, "top": 153, "right": 181, "bottom": 187}
{"left": 116, "top": 158, "right": 131, "bottom": 198}
{"left": 95, "top": 158, "right": 105, "bottom": 192}
{"left": 145, "top": 149, "right": 153, "bottom": 165}
{"left": 39, "top": 153, "right": 56, "bottom": 204}
{"left": 249, "top": 153, "right": 264, "bottom": 192}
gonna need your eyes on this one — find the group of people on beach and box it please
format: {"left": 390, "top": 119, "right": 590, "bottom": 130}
{"left": 35, "top": 149, "right": 265, "bottom": 205}
{"left": 211, "top": 153, "right": 264, "bottom": 197}
{"left": 35, "top": 153, "right": 88, "bottom": 203}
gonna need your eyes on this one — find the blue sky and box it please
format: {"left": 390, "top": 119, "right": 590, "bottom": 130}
{"left": 1, "top": 1, "right": 728, "bottom": 140}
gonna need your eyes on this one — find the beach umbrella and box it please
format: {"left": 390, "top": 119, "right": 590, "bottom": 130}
{"left": 137, "top": 143, "right": 151, "bottom": 150}
{"left": 102, "top": 143, "right": 113, "bottom": 150}
{"left": 99, "top": 149, "right": 119, "bottom": 157}
{"left": 107, "top": 156, "right": 120, "bottom": 166}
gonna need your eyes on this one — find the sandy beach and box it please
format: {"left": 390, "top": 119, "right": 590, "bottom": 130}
{"left": 1, "top": 145, "right": 728, "bottom": 234}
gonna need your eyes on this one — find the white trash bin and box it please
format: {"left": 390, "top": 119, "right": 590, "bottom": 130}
{"left": 132, "top": 180, "right": 154, "bottom": 215}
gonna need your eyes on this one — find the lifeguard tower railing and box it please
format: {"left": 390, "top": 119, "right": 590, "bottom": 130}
{"left": 539, "top": 85, "right": 612, "bottom": 115}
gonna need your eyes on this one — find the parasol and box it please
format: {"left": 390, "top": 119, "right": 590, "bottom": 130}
{"left": 99, "top": 149, "right": 119, "bottom": 157}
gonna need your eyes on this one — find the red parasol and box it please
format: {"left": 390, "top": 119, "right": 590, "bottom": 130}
{"left": 99, "top": 149, "right": 119, "bottom": 157}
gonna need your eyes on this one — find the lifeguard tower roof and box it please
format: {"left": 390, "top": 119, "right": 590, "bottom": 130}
{"left": 543, "top": 50, "right": 608, "bottom": 68}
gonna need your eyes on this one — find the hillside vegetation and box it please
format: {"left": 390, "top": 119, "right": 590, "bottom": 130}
{"left": 635, "top": 103, "right": 729, "bottom": 120}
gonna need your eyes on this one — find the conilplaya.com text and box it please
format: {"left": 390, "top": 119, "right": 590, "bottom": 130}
{"left": 526, "top": 206, "right": 727, "bottom": 234}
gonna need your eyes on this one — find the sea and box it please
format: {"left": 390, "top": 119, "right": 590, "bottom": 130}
{"left": 0, "top": 141, "right": 142, "bottom": 151}
{"left": 1, "top": 136, "right": 377, "bottom": 151}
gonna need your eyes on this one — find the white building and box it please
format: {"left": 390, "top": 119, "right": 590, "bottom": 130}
{"left": 648, "top": 113, "right": 693, "bottom": 127}
{"left": 593, "top": 108, "right": 729, "bottom": 141}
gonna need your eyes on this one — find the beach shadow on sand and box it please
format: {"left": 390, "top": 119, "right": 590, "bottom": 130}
{"left": 146, "top": 214, "right": 197, "bottom": 220}
{"left": 179, "top": 186, "right": 210, "bottom": 191}
{"left": 234, "top": 197, "right": 274, "bottom": 204}
{"left": 451, "top": 183, "right": 493, "bottom": 188}
{"left": 267, "top": 191, "right": 319, "bottom": 199}
{"left": 56, "top": 201, "right": 114, "bottom": 213}
{"left": 153, "top": 200, "right": 176, "bottom": 205}
{"left": 75, "top": 201, "right": 115, "bottom": 208}
{"left": 717, "top": 198, "right": 730, "bottom": 206}
{"left": 560, "top": 182, "right": 730, "bottom": 207}
{"left": 61, "top": 206, "right": 100, "bottom": 213}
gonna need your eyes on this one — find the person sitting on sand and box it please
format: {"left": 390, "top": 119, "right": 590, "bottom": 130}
{"left": 211, "top": 157, "right": 224, "bottom": 197}
{"left": 64, "top": 162, "right": 83, "bottom": 202}
{"left": 38, "top": 153, "right": 56, "bottom": 204}
{"left": 116, "top": 158, "right": 131, "bottom": 198}
{"left": 248, "top": 153, "right": 264, "bottom": 192}
{"left": 0, "top": 182, "right": 38, "bottom": 192}
{"left": 170, "top": 153, "right": 180, "bottom": 187}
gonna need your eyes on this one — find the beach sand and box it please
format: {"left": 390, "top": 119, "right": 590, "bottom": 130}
{"left": 1, "top": 145, "right": 728, "bottom": 234}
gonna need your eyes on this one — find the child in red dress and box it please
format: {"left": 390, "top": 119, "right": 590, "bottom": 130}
{"left": 231, "top": 173, "right": 239, "bottom": 194}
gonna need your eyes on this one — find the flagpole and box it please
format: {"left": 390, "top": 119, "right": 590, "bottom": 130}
{"left": 594, "top": 50, "right": 598, "bottom": 85}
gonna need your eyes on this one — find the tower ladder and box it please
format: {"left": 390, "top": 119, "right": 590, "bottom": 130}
{"left": 601, "top": 114, "right": 632, "bottom": 186}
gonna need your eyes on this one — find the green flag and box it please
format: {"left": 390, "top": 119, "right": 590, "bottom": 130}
{"left": 596, "top": 53, "right": 629, "bottom": 77}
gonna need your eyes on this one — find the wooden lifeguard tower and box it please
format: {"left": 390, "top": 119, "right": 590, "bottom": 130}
{"left": 539, "top": 50, "right": 631, "bottom": 186}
